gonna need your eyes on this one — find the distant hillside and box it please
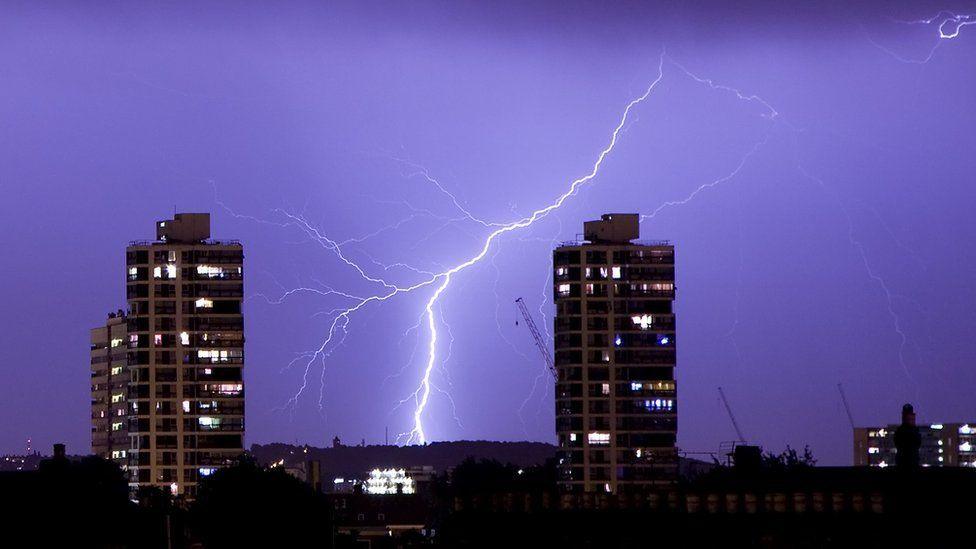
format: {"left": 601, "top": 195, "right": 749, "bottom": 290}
{"left": 250, "top": 440, "right": 556, "bottom": 477}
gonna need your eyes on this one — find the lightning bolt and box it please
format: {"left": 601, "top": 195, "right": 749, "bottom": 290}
{"left": 865, "top": 10, "right": 974, "bottom": 64}
{"left": 222, "top": 17, "right": 945, "bottom": 443}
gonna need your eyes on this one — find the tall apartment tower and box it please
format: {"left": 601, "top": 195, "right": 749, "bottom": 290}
{"left": 125, "top": 213, "right": 244, "bottom": 497}
{"left": 91, "top": 310, "right": 130, "bottom": 468}
{"left": 553, "top": 213, "right": 676, "bottom": 495}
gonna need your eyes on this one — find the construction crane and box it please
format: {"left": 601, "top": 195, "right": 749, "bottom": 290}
{"left": 514, "top": 297, "right": 557, "bottom": 381}
{"left": 718, "top": 386, "right": 746, "bottom": 443}
{"left": 837, "top": 383, "right": 856, "bottom": 429}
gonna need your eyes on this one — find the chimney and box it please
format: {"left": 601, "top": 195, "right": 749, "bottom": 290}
{"left": 53, "top": 443, "right": 66, "bottom": 461}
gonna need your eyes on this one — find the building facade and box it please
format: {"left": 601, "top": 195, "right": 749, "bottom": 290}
{"left": 90, "top": 311, "right": 130, "bottom": 469}
{"left": 553, "top": 213, "right": 677, "bottom": 495}
{"left": 124, "top": 213, "right": 245, "bottom": 497}
{"left": 854, "top": 423, "right": 976, "bottom": 468}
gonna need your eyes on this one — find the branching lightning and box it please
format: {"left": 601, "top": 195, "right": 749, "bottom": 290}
{"left": 225, "top": 10, "right": 957, "bottom": 443}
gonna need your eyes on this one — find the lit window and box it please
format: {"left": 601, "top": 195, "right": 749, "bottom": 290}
{"left": 961, "top": 442, "right": 973, "bottom": 453}
{"left": 931, "top": 424, "right": 943, "bottom": 430}
{"left": 203, "top": 368, "right": 212, "bottom": 375}
{"left": 215, "top": 383, "right": 243, "bottom": 395}
{"left": 111, "top": 393, "right": 124, "bottom": 403}
{"left": 129, "top": 334, "right": 138, "bottom": 344}
{"left": 614, "top": 334, "right": 622, "bottom": 346}
{"left": 599, "top": 267, "right": 608, "bottom": 278}
{"left": 657, "top": 335, "right": 670, "bottom": 346}
{"left": 198, "top": 416, "right": 221, "bottom": 429}
{"left": 604, "top": 483, "right": 611, "bottom": 493}
{"left": 601, "top": 383, "right": 610, "bottom": 395}
{"left": 153, "top": 266, "right": 162, "bottom": 278}
{"left": 182, "top": 400, "right": 191, "bottom": 413}
{"left": 154, "top": 334, "right": 163, "bottom": 346}
{"left": 569, "top": 433, "right": 578, "bottom": 442}
{"left": 585, "top": 268, "right": 592, "bottom": 278}
{"left": 557, "top": 284, "right": 571, "bottom": 297}
{"left": 585, "top": 283, "right": 595, "bottom": 295}
{"left": 197, "top": 265, "right": 230, "bottom": 279}
{"left": 166, "top": 264, "right": 177, "bottom": 279}
{"left": 111, "top": 421, "right": 123, "bottom": 431}
{"left": 199, "top": 467, "right": 217, "bottom": 477}
{"left": 601, "top": 350, "right": 610, "bottom": 362}
{"left": 180, "top": 332, "right": 190, "bottom": 346}
{"left": 195, "top": 298, "right": 213, "bottom": 308}
{"left": 877, "top": 428, "right": 888, "bottom": 437}
{"left": 588, "top": 432, "right": 610, "bottom": 445}
{"left": 110, "top": 366, "right": 123, "bottom": 375}
{"left": 631, "top": 382, "right": 643, "bottom": 391}
{"left": 877, "top": 461, "right": 888, "bottom": 468}
{"left": 611, "top": 266, "right": 621, "bottom": 279}
{"left": 961, "top": 425, "right": 973, "bottom": 435}
{"left": 635, "top": 449, "right": 642, "bottom": 458}
{"left": 555, "top": 267, "right": 568, "bottom": 277}
{"left": 631, "top": 315, "right": 653, "bottom": 330}
{"left": 868, "top": 447, "right": 880, "bottom": 454}
{"left": 110, "top": 338, "right": 123, "bottom": 348}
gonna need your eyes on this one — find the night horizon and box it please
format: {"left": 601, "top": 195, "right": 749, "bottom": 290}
{"left": 3, "top": 0, "right": 976, "bottom": 471}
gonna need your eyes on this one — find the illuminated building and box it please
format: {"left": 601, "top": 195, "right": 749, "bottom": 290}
{"left": 365, "top": 468, "right": 416, "bottom": 495}
{"left": 553, "top": 213, "right": 677, "bottom": 495}
{"left": 90, "top": 310, "right": 129, "bottom": 469}
{"left": 854, "top": 423, "right": 976, "bottom": 467}
{"left": 122, "top": 213, "right": 245, "bottom": 497}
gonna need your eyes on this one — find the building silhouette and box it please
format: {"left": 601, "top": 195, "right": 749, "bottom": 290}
{"left": 854, "top": 420, "right": 976, "bottom": 468}
{"left": 553, "top": 213, "right": 676, "bottom": 495}
{"left": 114, "top": 213, "right": 244, "bottom": 497}
{"left": 90, "top": 310, "right": 129, "bottom": 469}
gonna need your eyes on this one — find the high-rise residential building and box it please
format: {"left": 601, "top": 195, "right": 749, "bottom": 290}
{"left": 124, "top": 213, "right": 244, "bottom": 497}
{"left": 854, "top": 423, "right": 976, "bottom": 468}
{"left": 90, "top": 310, "right": 129, "bottom": 468}
{"left": 553, "top": 213, "right": 677, "bottom": 495}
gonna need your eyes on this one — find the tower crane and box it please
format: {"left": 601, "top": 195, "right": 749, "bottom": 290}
{"left": 514, "top": 297, "right": 557, "bottom": 381}
{"left": 718, "top": 386, "right": 746, "bottom": 443}
{"left": 837, "top": 383, "right": 856, "bottom": 429}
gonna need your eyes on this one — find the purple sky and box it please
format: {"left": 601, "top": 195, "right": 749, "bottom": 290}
{"left": 2, "top": 1, "right": 975, "bottom": 464}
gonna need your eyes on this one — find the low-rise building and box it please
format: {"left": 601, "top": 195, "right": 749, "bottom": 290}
{"left": 853, "top": 423, "right": 976, "bottom": 467}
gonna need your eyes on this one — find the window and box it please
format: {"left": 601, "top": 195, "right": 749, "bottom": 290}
{"left": 215, "top": 383, "right": 243, "bottom": 395}
{"left": 111, "top": 366, "right": 123, "bottom": 375}
{"left": 198, "top": 416, "right": 221, "bottom": 429}
{"left": 601, "top": 383, "right": 610, "bottom": 395}
{"left": 643, "top": 399, "right": 674, "bottom": 412}
{"left": 569, "top": 433, "right": 578, "bottom": 442}
{"left": 182, "top": 400, "right": 191, "bottom": 413}
{"left": 199, "top": 467, "right": 217, "bottom": 477}
{"left": 631, "top": 315, "right": 653, "bottom": 329}
{"left": 111, "top": 421, "right": 123, "bottom": 431}
{"left": 611, "top": 266, "right": 622, "bottom": 279}
{"left": 588, "top": 432, "right": 610, "bottom": 445}
{"left": 154, "top": 334, "right": 163, "bottom": 346}
{"left": 195, "top": 298, "right": 213, "bottom": 309}
{"left": 111, "top": 393, "right": 124, "bottom": 403}
{"left": 111, "top": 338, "right": 123, "bottom": 348}
{"left": 557, "top": 284, "right": 571, "bottom": 297}
{"left": 600, "top": 267, "right": 608, "bottom": 278}
{"left": 180, "top": 332, "right": 190, "bottom": 346}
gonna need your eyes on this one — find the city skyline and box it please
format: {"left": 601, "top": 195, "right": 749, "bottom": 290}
{"left": 2, "top": 1, "right": 976, "bottom": 465}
